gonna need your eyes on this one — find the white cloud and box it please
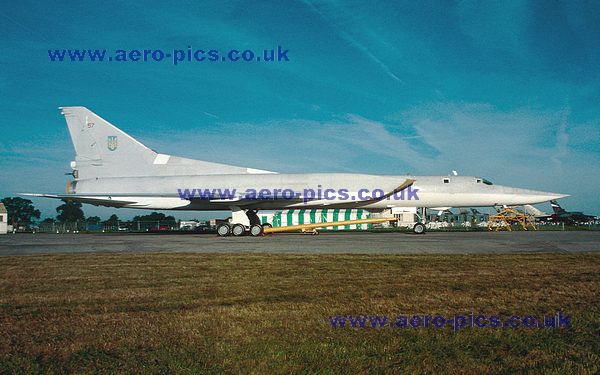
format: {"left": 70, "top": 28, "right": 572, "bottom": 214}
{"left": 551, "top": 108, "right": 570, "bottom": 168}
{"left": 142, "top": 114, "right": 427, "bottom": 174}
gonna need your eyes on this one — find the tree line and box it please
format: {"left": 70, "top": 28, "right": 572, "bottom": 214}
{"left": 1, "top": 196, "right": 177, "bottom": 231}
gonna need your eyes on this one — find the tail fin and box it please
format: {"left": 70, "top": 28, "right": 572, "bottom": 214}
{"left": 550, "top": 200, "right": 566, "bottom": 214}
{"left": 62, "top": 106, "right": 153, "bottom": 161}
{"left": 61, "top": 106, "right": 158, "bottom": 179}
{"left": 60, "top": 106, "right": 275, "bottom": 179}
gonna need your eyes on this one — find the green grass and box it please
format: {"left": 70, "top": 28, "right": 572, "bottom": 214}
{"left": 0, "top": 253, "right": 598, "bottom": 373}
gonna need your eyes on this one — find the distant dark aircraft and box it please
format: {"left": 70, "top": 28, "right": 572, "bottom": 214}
{"left": 548, "top": 201, "right": 597, "bottom": 224}
{"left": 523, "top": 202, "right": 597, "bottom": 224}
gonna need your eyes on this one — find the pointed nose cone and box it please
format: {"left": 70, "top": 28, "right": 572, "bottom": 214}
{"left": 517, "top": 190, "right": 570, "bottom": 205}
{"left": 538, "top": 191, "right": 570, "bottom": 202}
{"left": 490, "top": 184, "right": 569, "bottom": 206}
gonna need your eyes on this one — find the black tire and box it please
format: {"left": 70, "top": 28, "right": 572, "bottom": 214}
{"left": 413, "top": 223, "right": 426, "bottom": 234}
{"left": 232, "top": 223, "right": 246, "bottom": 237}
{"left": 217, "top": 223, "right": 231, "bottom": 237}
{"left": 250, "top": 224, "right": 263, "bottom": 237}
{"left": 263, "top": 223, "right": 273, "bottom": 229}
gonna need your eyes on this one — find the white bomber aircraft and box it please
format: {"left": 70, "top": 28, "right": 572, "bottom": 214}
{"left": 26, "top": 107, "right": 568, "bottom": 235}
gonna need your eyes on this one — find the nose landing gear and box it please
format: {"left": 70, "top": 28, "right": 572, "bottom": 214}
{"left": 412, "top": 222, "right": 426, "bottom": 234}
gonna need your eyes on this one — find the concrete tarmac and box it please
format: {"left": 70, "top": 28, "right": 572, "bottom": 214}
{"left": 0, "top": 231, "right": 598, "bottom": 256}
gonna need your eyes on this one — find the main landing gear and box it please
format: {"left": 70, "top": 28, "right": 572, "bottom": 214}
{"left": 216, "top": 209, "right": 272, "bottom": 237}
{"left": 217, "top": 223, "right": 272, "bottom": 237}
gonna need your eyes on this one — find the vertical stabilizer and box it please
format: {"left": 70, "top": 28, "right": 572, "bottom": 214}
{"left": 550, "top": 200, "right": 566, "bottom": 214}
{"left": 61, "top": 106, "right": 157, "bottom": 178}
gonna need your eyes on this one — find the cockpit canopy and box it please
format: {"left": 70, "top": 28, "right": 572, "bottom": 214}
{"left": 476, "top": 177, "right": 493, "bottom": 185}
{"left": 441, "top": 177, "right": 494, "bottom": 185}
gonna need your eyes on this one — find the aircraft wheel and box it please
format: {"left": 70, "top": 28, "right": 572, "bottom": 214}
{"left": 232, "top": 224, "right": 246, "bottom": 237}
{"left": 250, "top": 224, "right": 264, "bottom": 237}
{"left": 413, "top": 223, "right": 426, "bottom": 234}
{"left": 217, "top": 223, "right": 231, "bottom": 237}
{"left": 263, "top": 223, "right": 273, "bottom": 229}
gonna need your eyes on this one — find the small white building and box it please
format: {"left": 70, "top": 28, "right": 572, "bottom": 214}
{"left": 0, "top": 203, "right": 8, "bottom": 234}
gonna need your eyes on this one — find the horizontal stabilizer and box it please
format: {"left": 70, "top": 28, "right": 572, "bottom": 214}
{"left": 20, "top": 193, "right": 191, "bottom": 209}
{"left": 21, "top": 193, "right": 136, "bottom": 207}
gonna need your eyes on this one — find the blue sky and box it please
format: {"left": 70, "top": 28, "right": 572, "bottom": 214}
{"left": 1, "top": 0, "right": 599, "bottom": 220}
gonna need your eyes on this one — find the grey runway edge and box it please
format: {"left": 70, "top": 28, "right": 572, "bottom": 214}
{"left": 0, "top": 231, "right": 598, "bottom": 256}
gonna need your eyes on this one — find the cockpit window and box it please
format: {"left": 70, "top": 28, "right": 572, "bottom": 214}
{"left": 476, "top": 177, "right": 493, "bottom": 185}
{"left": 482, "top": 179, "right": 493, "bottom": 185}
